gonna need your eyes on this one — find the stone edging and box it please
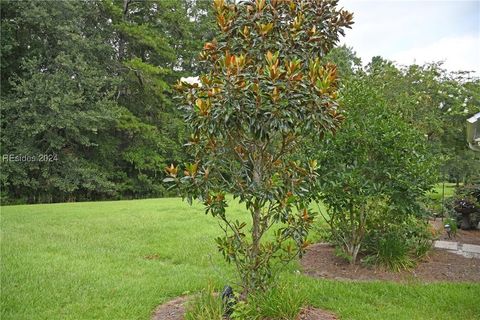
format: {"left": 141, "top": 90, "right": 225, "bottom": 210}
{"left": 434, "top": 240, "right": 480, "bottom": 258}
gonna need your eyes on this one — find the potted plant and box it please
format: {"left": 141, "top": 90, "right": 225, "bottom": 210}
{"left": 453, "top": 183, "right": 480, "bottom": 230}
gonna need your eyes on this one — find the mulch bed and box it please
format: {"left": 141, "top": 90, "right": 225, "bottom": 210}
{"left": 151, "top": 296, "right": 188, "bottom": 320}
{"left": 430, "top": 219, "right": 480, "bottom": 245}
{"left": 297, "top": 307, "right": 339, "bottom": 320}
{"left": 151, "top": 296, "right": 339, "bottom": 320}
{"left": 439, "top": 228, "right": 480, "bottom": 245}
{"left": 301, "top": 243, "right": 480, "bottom": 283}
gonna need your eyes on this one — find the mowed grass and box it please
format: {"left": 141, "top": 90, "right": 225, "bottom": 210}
{"left": 427, "top": 182, "right": 457, "bottom": 201}
{"left": 1, "top": 198, "right": 479, "bottom": 320}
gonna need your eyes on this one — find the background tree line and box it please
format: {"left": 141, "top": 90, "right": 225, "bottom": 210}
{"left": 1, "top": 0, "right": 213, "bottom": 203}
{"left": 1, "top": 0, "right": 478, "bottom": 204}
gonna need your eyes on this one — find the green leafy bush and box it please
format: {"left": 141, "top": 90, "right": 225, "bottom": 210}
{"left": 315, "top": 73, "right": 438, "bottom": 265}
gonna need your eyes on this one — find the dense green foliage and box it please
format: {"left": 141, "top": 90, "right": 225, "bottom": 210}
{"left": 314, "top": 46, "right": 479, "bottom": 267}
{"left": 327, "top": 48, "right": 480, "bottom": 178}
{"left": 362, "top": 57, "right": 480, "bottom": 184}
{"left": 170, "top": 0, "right": 353, "bottom": 293}
{"left": 2, "top": 199, "right": 480, "bottom": 320}
{"left": 1, "top": 0, "right": 119, "bottom": 203}
{"left": 0, "top": 0, "right": 212, "bottom": 203}
{"left": 315, "top": 70, "right": 437, "bottom": 264}
{"left": 1, "top": 2, "right": 478, "bottom": 205}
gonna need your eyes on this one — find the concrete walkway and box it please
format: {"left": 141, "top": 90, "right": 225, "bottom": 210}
{"left": 434, "top": 240, "right": 480, "bottom": 258}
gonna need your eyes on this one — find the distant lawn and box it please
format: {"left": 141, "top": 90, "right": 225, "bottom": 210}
{"left": 1, "top": 198, "right": 479, "bottom": 320}
{"left": 427, "top": 182, "right": 458, "bottom": 201}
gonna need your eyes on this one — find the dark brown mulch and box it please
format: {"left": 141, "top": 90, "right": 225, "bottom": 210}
{"left": 301, "top": 243, "right": 480, "bottom": 283}
{"left": 151, "top": 296, "right": 339, "bottom": 320}
{"left": 440, "top": 229, "right": 480, "bottom": 245}
{"left": 151, "top": 296, "right": 188, "bottom": 320}
{"left": 430, "top": 219, "right": 480, "bottom": 245}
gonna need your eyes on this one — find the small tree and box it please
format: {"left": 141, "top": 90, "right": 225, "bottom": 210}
{"left": 316, "top": 76, "right": 438, "bottom": 264}
{"left": 167, "top": 0, "right": 353, "bottom": 294}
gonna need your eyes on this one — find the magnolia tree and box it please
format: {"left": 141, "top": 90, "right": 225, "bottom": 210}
{"left": 166, "top": 0, "right": 353, "bottom": 294}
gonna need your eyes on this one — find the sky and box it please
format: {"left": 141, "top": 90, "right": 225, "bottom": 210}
{"left": 337, "top": 0, "right": 480, "bottom": 74}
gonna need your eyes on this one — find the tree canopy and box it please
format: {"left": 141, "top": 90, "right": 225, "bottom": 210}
{"left": 0, "top": 0, "right": 212, "bottom": 203}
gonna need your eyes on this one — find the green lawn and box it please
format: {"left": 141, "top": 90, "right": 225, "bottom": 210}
{"left": 427, "top": 182, "right": 458, "bottom": 201}
{"left": 1, "top": 198, "right": 479, "bottom": 320}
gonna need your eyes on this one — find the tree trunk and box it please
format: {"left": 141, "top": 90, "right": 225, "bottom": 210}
{"left": 461, "top": 213, "right": 472, "bottom": 230}
{"left": 247, "top": 156, "right": 263, "bottom": 293}
{"left": 347, "top": 205, "right": 366, "bottom": 265}
{"left": 250, "top": 204, "right": 261, "bottom": 288}
{"left": 118, "top": 0, "right": 130, "bottom": 61}
{"left": 351, "top": 244, "right": 360, "bottom": 265}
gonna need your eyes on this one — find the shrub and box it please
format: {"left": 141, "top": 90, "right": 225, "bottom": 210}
{"left": 443, "top": 217, "right": 458, "bottom": 237}
{"left": 316, "top": 74, "right": 438, "bottom": 264}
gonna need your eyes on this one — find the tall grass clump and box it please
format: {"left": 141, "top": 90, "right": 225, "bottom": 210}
{"left": 231, "top": 283, "right": 306, "bottom": 320}
{"left": 184, "top": 285, "right": 223, "bottom": 320}
{"left": 364, "top": 216, "right": 434, "bottom": 271}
